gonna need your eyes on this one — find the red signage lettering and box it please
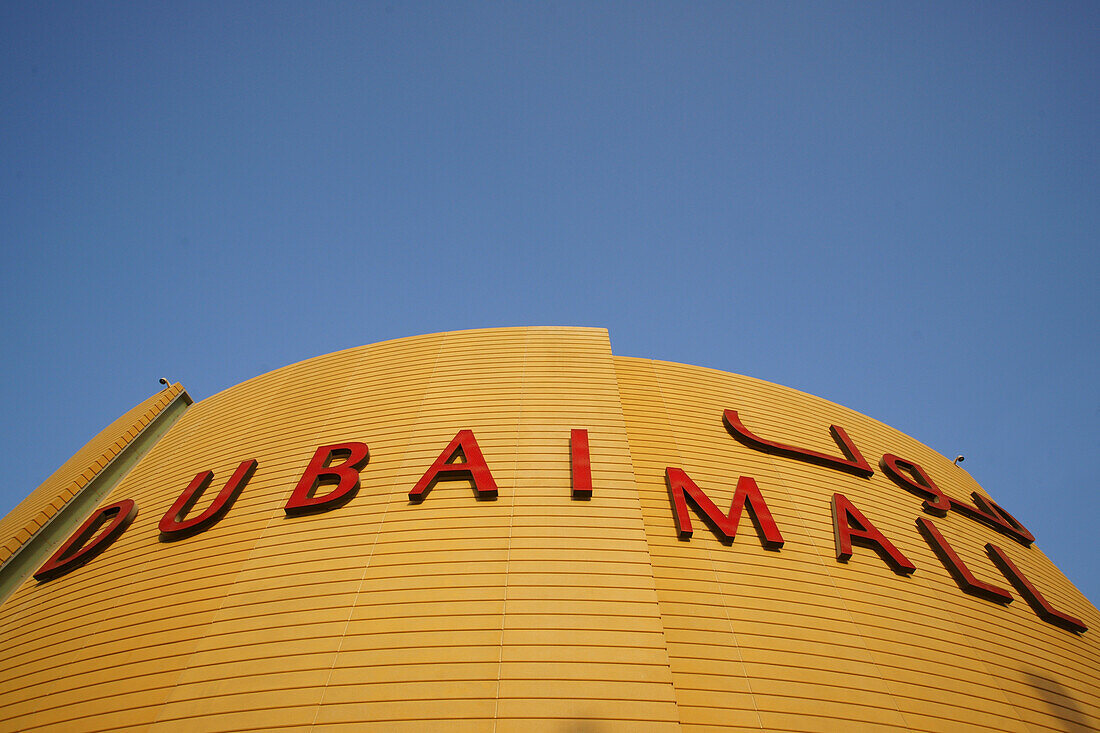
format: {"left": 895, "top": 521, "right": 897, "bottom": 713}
{"left": 159, "top": 459, "right": 257, "bottom": 541}
{"left": 665, "top": 467, "right": 784, "bottom": 549}
{"left": 987, "top": 543, "right": 1086, "bottom": 633}
{"left": 570, "top": 429, "right": 593, "bottom": 499}
{"left": 882, "top": 454, "right": 951, "bottom": 515}
{"left": 409, "top": 430, "right": 498, "bottom": 501}
{"left": 23, "top": 418, "right": 1083, "bottom": 638}
{"left": 970, "top": 494, "right": 1034, "bottom": 545}
{"left": 35, "top": 499, "right": 137, "bottom": 582}
{"left": 284, "top": 443, "right": 369, "bottom": 516}
{"left": 883, "top": 454, "right": 1033, "bottom": 546}
{"left": 723, "top": 409, "right": 873, "bottom": 478}
{"left": 917, "top": 517, "right": 1012, "bottom": 603}
{"left": 831, "top": 493, "right": 915, "bottom": 575}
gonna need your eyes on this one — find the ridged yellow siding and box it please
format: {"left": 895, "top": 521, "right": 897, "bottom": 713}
{"left": 0, "top": 328, "right": 1096, "bottom": 732}
{"left": 616, "top": 357, "right": 1099, "bottom": 731}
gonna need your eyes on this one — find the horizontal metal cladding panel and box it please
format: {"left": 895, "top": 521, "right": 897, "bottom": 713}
{"left": 0, "top": 328, "right": 682, "bottom": 733}
{"left": 614, "top": 355, "right": 1100, "bottom": 733}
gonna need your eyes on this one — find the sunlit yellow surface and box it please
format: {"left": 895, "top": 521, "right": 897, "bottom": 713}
{"left": 0, "top": 328, "right": 1095, "bottom": 732}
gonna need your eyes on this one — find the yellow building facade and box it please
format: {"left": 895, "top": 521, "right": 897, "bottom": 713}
{"left": 0, "top": 327, "right": 1096, "bottom": 732}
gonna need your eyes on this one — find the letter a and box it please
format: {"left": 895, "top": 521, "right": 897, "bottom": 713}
{"left": 831, "top": 493, "right": 915, "bottom": 575}
{"left": 409, "top": 430, "right": 498, "bottom": 501}
{"left": 666, "top": 467, "right": 784, "bottom": 548}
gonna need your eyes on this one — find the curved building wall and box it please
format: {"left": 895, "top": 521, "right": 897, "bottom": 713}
{"left": 0, "top": 327, "right": 1096, "bottom": 732}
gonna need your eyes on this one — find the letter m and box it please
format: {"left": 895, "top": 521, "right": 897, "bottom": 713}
{"left": 665, "top": 467, "right": 784, "bottom": 549}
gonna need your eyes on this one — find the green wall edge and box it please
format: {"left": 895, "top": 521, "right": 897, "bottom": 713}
{"left": 0, "top": 391, "right": 192, "bottom": 605}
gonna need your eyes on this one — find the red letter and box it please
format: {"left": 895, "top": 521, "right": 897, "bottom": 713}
{"left": 971, "top": 494, "right": 1035, "bottom": 545}
{"left": 666, "top": 467, "right": 784, "bottom": 549}
{"left": 35, "top": 499, "right": 137, "bottom": 582}
{"left": 881, "top": 454, "right": 951, "bottom": 515}
{"left": 724, "top": 409, "right": 873, "bottom": 478}
{"left": 916, "top": 517, "right": 1011, "bottom": 603}
{"left": 943, "top": 493, "right": 1035, "bottom": 546}
{"left": 571, "top": 429, "right": 592, "bottom": 499}
{"left": 285, "top": 443, "right": 369, "bottom": 516}
{"left": 159, "top": 459, "right": 258, "bottom": 541}
{"left": 831, "top": 493, "right": 915, "bottom": 575}
{"left": 409, "top": 430, "right": 498, "bottom": 501}
{"left": 986, "top": 544, "right": 1086, "bottom": 633}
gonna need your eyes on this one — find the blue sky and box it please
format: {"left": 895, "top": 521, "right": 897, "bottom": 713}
{"left": 1, "top": 3, "right": 1097, "bottom": 601}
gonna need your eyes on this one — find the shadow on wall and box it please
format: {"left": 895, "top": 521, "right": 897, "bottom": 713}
{"left": 1025, "top": 669, "right": 1096, "bottom": 732}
